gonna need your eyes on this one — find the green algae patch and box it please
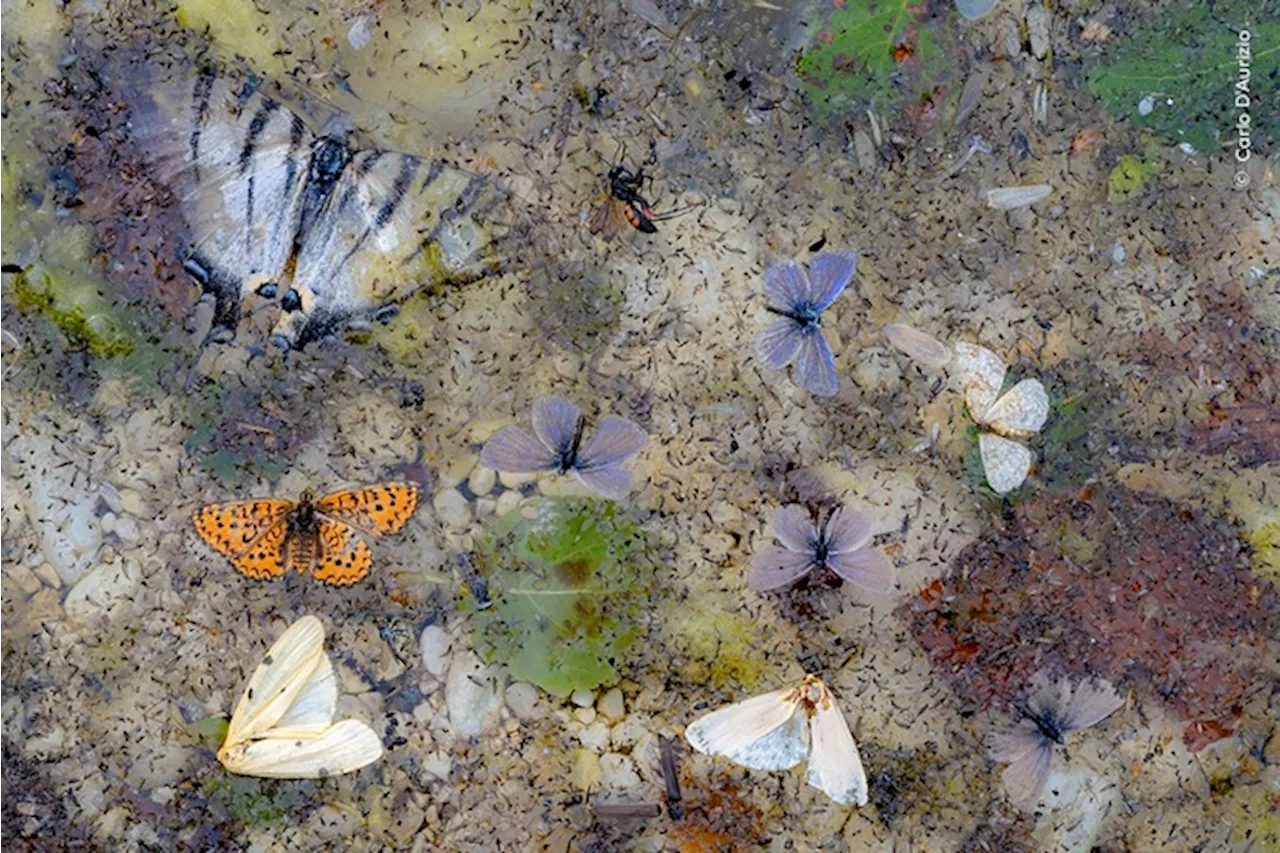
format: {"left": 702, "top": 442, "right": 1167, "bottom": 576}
{"left": 1107, "top": 155, "right": 1160, "bottom": 204}
{"left": 185, "top": 716, "right": 230, "bottom": 750}
{"left": 11, "top": 266, "right": 136, "bottom": 358}
{"left": 1085, "top": 2, "right": 1280, "bottom": 153}
{"left": 662, "top": 595, "right": 765, "bottom": 690}
{"left": 200, "top": 774, "right": 311, "bottom": 826}
{"left": 472, "top": 498, "right": 652, "bottom": 697}
{"left": 174, "top": 0, "right": 288, "bottom": 77}
{"left": 798, "top": 0, "right": 952, "bottom": 124}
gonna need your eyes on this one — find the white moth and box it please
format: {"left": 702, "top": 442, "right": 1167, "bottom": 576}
{"left": 218, "top": 615, "right": 383, "bottom": 779}
{"left": 951, "top": 342, "right": 1049, "bottom": 494}
{"left": 684, "top": 674, "right": 868, "bottom": 806}
{"left": 883, "top": 323, "right": 952, "bottom": 368}
{"left": 984, "top": 184, "right": 1052, "bottom": 210}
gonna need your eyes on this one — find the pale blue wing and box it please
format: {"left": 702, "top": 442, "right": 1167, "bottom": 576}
{"left": 986, "top": 718, "right": 1047, "bottom": 763}
{"left": 769, "top": 505, "right": 819, "bottom": 553}
{"left": 822, "top": 507, "right": 875, "bottom": 555}
{"left": 806, "top": 249, "right": 857, "bottom": 310}
{"left": 1061, "top": 679, "right": 1124, "bottom": 732}
{"left": 755, "top": 318, "right": 804, "bottom": 369}
{"left": 572, "top": 465, "right": 632, "bottom": 500}
{"left": 479, "top": 427, "right": 559, "bottom": 473}
{"left": 748, "top": 544, "right": 816, "bottom": 591}
{"left": 531, "top": 396, "right": 583, "bottom": 455}
{"left": 793, "top": 332, "right": 839, "bottom": 396}
{"left": 577, "top": 415, "right": 647, "bottom": 470}
{"left": 1002, "top": 742, "right": 1053, "bottom": 809}
{"left": 762, "top": 259, "right": 810, "bottom": 312}
{"left": 825, "top": 548, "right": 895, "bottom": 593}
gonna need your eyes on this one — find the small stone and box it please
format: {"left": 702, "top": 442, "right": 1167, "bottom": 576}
{"left": 571, "top": 688, "right": 595, "bottom": 708}
{"left": 578, "top": 721, "right": 610, "bottom": 752}
{"left": 574, "top": 707, "right": 597, "bottom": 725}
{"left": 32, "top": 562, "right": 62, "bottom": 588}
{"left": 118, "top": 489, "right": 144, "bottom": 516}
{"left": 433, "top": 489, "right": 473, "bottom": 529}
{"left": 6, "top": 563, "right": 43, "bottom": 596}
{"left": 419, "top": 625, "right": 452, "bottom": 678}
{"left": 423, "top": 750, "right": 452, "bottom": 779}
{"left": 99, "top": 483, "right": 124, "bottom": 514}
{"left": 445, "top": 650, "right": 501, "bottom": 738}
{"left": 439, "top": 452, "right": 478, "bottom": 489}
{"left": 388, "top": 801, "right": 426, "bottom": 845}
{"left": 609, "top": 716, "right": 649, "bottom": 751}
{"left": 113, "top": 517, "right": 140, "bottom": 543}
{"left": 100, "top": 512, "right": 117, "bottom": 535}
{"left": 1112, "top": 242, "right": 1126, "bottom": 265}
{"left": 597, "top": 687, "right": 625, "bottom": 722}
{"left": 599, "top": 753, "right": 642, "bottom": 791}
{"left": 494, "top": 489, "right": 522, "bottom": 517}
{"left": 571, "top": 749, "right": 602, "bottom": 792}
{"left": 1026, "top": 5, "right": 1050, "bottom": 59}
{"left": 469, "top": 464, "right": 496, "bottom": 497}
{"left": 506, "top": 682, "right": 539, "bottom": 719}
{"left": 150, "top": 787, "right": 175, "bottom": 806}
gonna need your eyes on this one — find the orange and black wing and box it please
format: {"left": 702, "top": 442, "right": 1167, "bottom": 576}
{"left": 314, "top": 482, "right": 420, "bottom": 537}
{"left": 192, "top": 499, "right": 294, "bottom": 555}
{"left": 230, "top": 521, "right": 290, "bottom": 580}
{"left": 311, "top": 517, "right": 373, "bottom": 586}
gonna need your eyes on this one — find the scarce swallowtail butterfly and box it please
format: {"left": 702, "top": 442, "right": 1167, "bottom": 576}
{"left": 131, "top": 71, "right": 504, "bottom": 349}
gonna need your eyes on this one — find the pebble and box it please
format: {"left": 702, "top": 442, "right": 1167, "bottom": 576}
{"left": 6, "top": 563, "right": 43, "bottom": 596}
{"left": 1112, "top": 242, "right": 1126, "bottom": 265}
{"left": 99, "top": 482, "right": 124, "bottom": 514}
{"left": 578, "top": 721, "right": 611, "bottom": 751}
{"left": 506, "top": 682, "right": 540, "bottom": 719}
{"left": 571, "top": 688, "right": 595, "bottom": 707}
{"left": 419, "top": 625, "right": 452, "bottom": 678}
{"left": 423, "top": 751, "right": 452, "bottom": 780}
{"left": 985, "top": 184, "right": 1053, "bottom": 210}
{"left": 444, "top": 650, "right": 501, "bottom": 738}
{"left": 469, "top": 464, "right": 497, "bottom": 497}
{"left": 597, "top": 687, "right": 625, "bottom": 721}
{"left": 113, "top": 516, "right": 140, "bottom": 543}
{"left": 494, "top": 489, "right": 522, "bottom": 517}
{"left": 118, "top": 488, "right": 144, "bottom": 516}
{"left": 433, "top": 489, "right": 473, "bottom": 529}
{"left": 1026, "top": 5, "right": 1051, "bottom": 59}
{"left": 100, "top": 512, "right": 117, "bottom": 535}
{"left": 574, "top": 706, "right": 597, "bottom": 725}
{"left": 599, "top": 753, "right": 642, "bottom": 791}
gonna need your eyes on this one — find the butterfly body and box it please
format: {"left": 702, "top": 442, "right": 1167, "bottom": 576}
{"left": 193, "top": 483, "right": 419, "bottom": 585}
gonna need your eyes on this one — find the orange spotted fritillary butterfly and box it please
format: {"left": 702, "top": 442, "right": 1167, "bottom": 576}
{"left": 192, "top": 483, "right": 420, "bottom": 585}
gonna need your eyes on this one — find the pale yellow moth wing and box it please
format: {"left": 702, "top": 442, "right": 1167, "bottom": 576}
{"left": 219, "top": 719, "right": 384, "bottom": 779}
{"left": 806, "top": 694, "right": 869, "bottom": 806}
{"left": 224, "top": 616, "right": 327, "bottom": 748}
{"left": 984, "top": 378, "right": 1049, "bottom": 437}
{"left": 883, "top": 324, "right": 952, "bottom": 368}
{"left": 265, "top": 653, "right": 337, "bottom": 738}
{"left": 951, "top": 342, "right": 1006, "bottom": 422}
{"left": 979, "top": 433, "right": 1034, "bottom": 495}
{"left": 684, "top": 688, "right": 809, "bottom": 771}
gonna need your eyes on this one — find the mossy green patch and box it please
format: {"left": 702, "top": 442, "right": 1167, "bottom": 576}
{"left": 1085, "top": 2, "right": 1280, "bottom": 153}
{"left": 174, "top": 0, "right": 288, "bottom": 76}
{"left": 10, "top": 266, "right": 136, "bottom": 358}
{"left": 797, "top": 0, "right": 952, "bottom": 123}
{"left": 1226, "top": 773, "right": 1280, "bottom": 849}
{"left": 1107, "top": 155, "right": 1160, "bottom": 204}
{"left": 200, "top": 774, "right": 311, "bottom": 826}
{"left": 185, "top": 716, "right": 230, "bottom": 750}
{"left": 662, "top": 600, "right": 765, "bottom": 689}
{"left": 472, "top": 498, "right": 652, "bottom": 697}
{"left": 183, "top": 382, "right": 294, "bottom": 487}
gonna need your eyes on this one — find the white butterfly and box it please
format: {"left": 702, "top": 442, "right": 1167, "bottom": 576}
{"left": 218, "top": 615, "right": 383, "bottom": 779}
{"left": 951, "top": 343, "right": 1049, "bottom": 495}
{"left": 684, "top": 674, "right": 868, "bottom": 806}
{"left": 133, "top": 72, "right": 503, "bottom": 349}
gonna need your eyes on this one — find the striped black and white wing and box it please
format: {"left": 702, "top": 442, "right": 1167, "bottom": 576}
{"left": 271, "top": 150, "right": 501, "bottom": 347}
{"left": 140, "top": 74, "right": 314, "bottom": 301}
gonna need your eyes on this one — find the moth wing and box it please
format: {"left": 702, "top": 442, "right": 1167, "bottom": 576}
{"left": 480, "top": 426, "right": 560, "bottom": 473}
{"left": 577, "top": 415, "right": 648, "bottom": 470}
{"left": 793, "top": 331, "right": 839, "bottom": 397}
{"left": 268, "top": 652, "right": 337, "bottom": 736}
{"left": 979, "top": 433, "right": 1034, "bottom": 494}
{"left": 951, "top": 342, "right": 1007, "bottom": 421}
{"left": 685, "top": 688, "right": 809, "bottom": 771}
{"left": 768, "top": 505, "right": 819, "bottom": 553}
{"left": 805, "top": 249, "right": 857, "bottom": 310}
{"left": 219, "top": 719, "right": 383, "bottom": 779}
{"left": 315, "top": 482, "right": 420, "bottom": 537}
{"left": 1062, "top": 679, "right": 1125, "bottom": 732}
{"left": 984, "top": 379, "right": 1049, "bottom": 437}
{"left": 277, "top": 151, "right": 500, "bottom": 346}
{"left": 985, "top": 719, "right": 1046, "bottom": 763}
{"left": 884, "top": 324, "right": 952, "bottom": 368}
{"left": 825, "top": 547, "right": 895, "bottom": 594}
{"left": 135, "top": 75, "right": 311, "bottom": 292}
{"left": 225, "top": 616, "right": 328, "bottom": 748}
{"left": 193, "top": 499, "right": 294, "bottom": 557}
{"left": 806, "top": 695, "right": 869, "bottom": 806}
{"left": 823, "top": 506, "right": 874, "bottom": 555}
{"left": 310, "top": 518, "right": 373, "bottom": 586}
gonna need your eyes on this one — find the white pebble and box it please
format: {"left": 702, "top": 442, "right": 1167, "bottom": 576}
{"left": 985, "top": 184, "right": 1053, "bottom": 210}
{"left": 571, "top": 688, "right": 595, "bottom": 708}
{"left": 1112, "top": 242, "right": 1126, "bottom": 265}
{"left": 113, "top": 516, "right": 140, "bottom": 543}
{"left": 419, "top": 625, "right": 452, "bottom": 678}
{"left": 599, "top": 753, "right": 642, "bottom": 791}
{"left": 1138, "top": 95, "right": 1154, "bottom": 116}
{"left": 432, "top": 489, "right": 473, "bottom": 529}
{"left": 469, "top": 464, "right": 496, "bottom": 497}
{"left": 1026, "top": 5, "right": 1050, "bottom": 59}
{"left": 574, "top": 707, "right": 597, "bottom": 724}
{"left": 445, "top": 651, "right": 500, "bottom": 738}
{"left": 506, "top": 682, "right": 539, "bottom": 719}
{"left": 597, "top": 687, "right": 625, "bottom": 722}
{"left": 578, "top": 721, "right": 610, "bottom": 752}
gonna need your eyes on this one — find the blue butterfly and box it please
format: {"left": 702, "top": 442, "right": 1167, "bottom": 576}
{"left": 755, "top": 249, "right": 858, "bottom": 396}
